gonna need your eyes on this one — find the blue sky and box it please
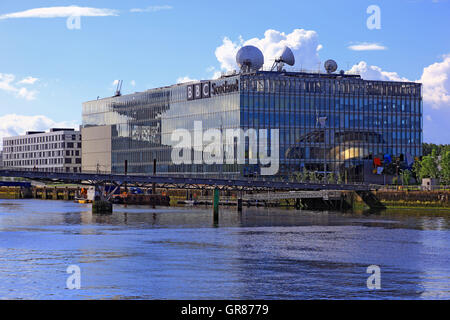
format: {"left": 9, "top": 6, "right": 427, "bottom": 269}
{"left": 0, "top": 0, "right": 449, "bottom": 144}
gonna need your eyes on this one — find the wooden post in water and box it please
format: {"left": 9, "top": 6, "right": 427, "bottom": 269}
{"left": 124, "top": 160, "right": 128, "bottom": 194}
{"left": 213, "top": 188, "right": 219, "bottom": 224}
{"left": 237, "top": 191, "right": 243, "bottom": 213}
{"left": 152, "top": 158, "right": 157, "bottom": 208}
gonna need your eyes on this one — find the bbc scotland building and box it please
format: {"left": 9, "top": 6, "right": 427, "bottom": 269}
{"left": 82, "top": 48, "right": 422, "bottom": 182}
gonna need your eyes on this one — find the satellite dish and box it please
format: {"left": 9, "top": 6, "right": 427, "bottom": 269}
{"left": 236, "top": 45, "right": 264, "bottom": 72}
{"left": 271, "top": 46, "right": 295, "bottom": 71}
{"left": 324, "top": 60, "right": 338, "bottom": 74}
{"left": 279, "top": 47, "right": 295, "bottom": 66}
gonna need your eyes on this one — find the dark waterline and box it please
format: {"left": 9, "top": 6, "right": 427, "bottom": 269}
{"left": 0, "top": 199, "right": 449, "bottom": 299}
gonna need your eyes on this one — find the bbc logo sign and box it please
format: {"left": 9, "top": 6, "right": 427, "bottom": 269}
{"left": 187, "top": 82, "right": 211, "bottom": 101}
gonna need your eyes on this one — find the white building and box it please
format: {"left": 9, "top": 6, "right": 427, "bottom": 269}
{"left": 2, "top": 128, "right": 82, "bottom": 173}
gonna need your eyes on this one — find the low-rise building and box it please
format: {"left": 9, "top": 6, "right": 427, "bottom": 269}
{"left": 2, "top": 128, "right": 82, "bottom": 173}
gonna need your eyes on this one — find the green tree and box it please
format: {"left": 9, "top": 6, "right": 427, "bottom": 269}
{"left": 400, "top": 169, "right": 412, "bottom": 186}
{"left": 419, "top": 149, "right": 439, "bottom": 180}
{"left": 440, "top": 150, "right": 450, "bottom": 184}
{"left": 308, "top": 171, "right": 318, "bottom": 183}
{"left": 327, "top": 172, "right": 336, "bottom": 184}
{"left": 412, "top": 160, "right": 421, "bottom": 184}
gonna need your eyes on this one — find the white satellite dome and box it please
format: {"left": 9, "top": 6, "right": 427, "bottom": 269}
{"left": 324, "top": 59, "right": 338, "bottom": 73}
{"left": 236, "top": 45, "right": 264, "bottom": 72}
{"left": 279, "top": 46, "right": 295, "bottom": 66}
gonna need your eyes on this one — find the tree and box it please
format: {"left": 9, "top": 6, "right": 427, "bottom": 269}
{"left": 400, "top": 169, "right": 412, "bottom": 186}
{"left": 419, "top": 149, "right": 439, "bottom": 180}
{"left": 422, "top": 143, "right": 450, "bottom": 157}
{"left": 327, "top": 172, "right": 336, "bottom": 184}
{"left": 412, "top": 160, "right": 421, "bottom": 183}
{"left": 440, "top": 150, "right": 450, "bottom": 185}
{"left": 308, "top": 171, "right": 318, "bottom": 183}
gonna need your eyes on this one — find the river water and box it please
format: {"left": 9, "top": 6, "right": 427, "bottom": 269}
{"left": 0, "top": 199, "right": 448, "bottom": 300}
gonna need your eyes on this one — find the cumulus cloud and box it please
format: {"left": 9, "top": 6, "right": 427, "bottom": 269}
{"left": 130, "top": 6, "right": 173, "bottom": 13}
{"left": 0, "top": 73, "right": 38, "bottom": 100}
{"left": 215, "top": 29, "right": 322, "bottom": 72}
{"left": 348, "top": 42, "right": 387, "bottom": 51}
{"left": 348, "top": 61, "right": 409, "bottom": 82}
{"left": 419, "top": 54, "right": 450, "bottom": 110}
{"left": 0, "top": 6, "right": 118, "bottom": 20}
{"left": 176, "top": 76, "right": 198, "bottom": 84}
{"left": 0, "top": 114, "right": 79, "bottom": 148}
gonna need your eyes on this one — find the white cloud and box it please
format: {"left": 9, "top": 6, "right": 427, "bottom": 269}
{"left": 0, "top": 114, "right": 79, "bottom": 148}
{"left": 0, "top": 6, "right": 118, "bottom": 20}
{"left": 176, "top": 76, "right": 198, "bottom": 84}
{"left": 348, "top": 61, "right": 410, "bottom": 82}
{"left": 130, "top": 6, "right": 173, "bottom": 13}
{"left": 0, "top": 73, "right": 38, "bottom": 100}
{"left": 215, "top": 29, "right": 322, "bottom": 72}
{"left": 348, "top": 43, "right": 387, "bottom": 51}
{"left": 130, "top": 80, "right": 136, "bottom": 87}
{"left": 425, "top": 115, "right": 432, "bottom": 121}
{"left": 17, "top": 76, "right": 39, "bottom": 85}
{"left": 419, "top": 54, "right": 450, "bottom": 110}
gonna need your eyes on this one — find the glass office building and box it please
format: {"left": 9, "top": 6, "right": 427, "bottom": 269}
{"left": 82, "top": 70, "right": 422, "bottom": 181}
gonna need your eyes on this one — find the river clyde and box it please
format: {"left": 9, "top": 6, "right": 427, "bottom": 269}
{"left": 0, "top": 199, "right": 448, "bottom": 299}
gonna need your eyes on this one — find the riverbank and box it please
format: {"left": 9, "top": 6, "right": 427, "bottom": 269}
{"left": 1, "top": 186, "right": 450, "bottom": 212}
{"left": 374, "top": 190, "right": 450, "bottom": 210}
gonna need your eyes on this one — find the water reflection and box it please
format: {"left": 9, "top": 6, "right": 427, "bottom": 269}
{"left": 0, "top": 199, "right": 448, "bottom": 299}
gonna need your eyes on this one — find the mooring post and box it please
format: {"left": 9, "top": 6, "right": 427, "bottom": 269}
{"left": 213, "top": 188, "right": 219, "bottom": 224}
{"left": 124, "top": 159, "right": 128, "bottom": 194}
{"left": 237, "top": 197, "right": 243, "bottom": 213}
{"left": 152, "top": 158, "right": 156, "bottom": 208}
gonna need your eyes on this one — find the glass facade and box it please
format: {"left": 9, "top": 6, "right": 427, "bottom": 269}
{"left": 82, "top": 71, "right": 422, "bottom": 181}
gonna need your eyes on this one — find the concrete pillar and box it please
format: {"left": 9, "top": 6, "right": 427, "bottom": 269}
{"left": 52, "top": 187, "right": 58, "bottom": 200}
{"left": 92, "top": 200, "right": 113, "bottom": 214}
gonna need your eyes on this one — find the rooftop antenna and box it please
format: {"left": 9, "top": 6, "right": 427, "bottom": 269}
{"left": 236, "top": 45, "right": 264, "bottom": 73}
{"left": 114, "top": 80, "right": 123, "bottom": 97}
{"left": 271, "top": 46, "right": 295, "bottom": 72}
{"left": 324, "top": 60, "right": 338, "bottom": 74}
